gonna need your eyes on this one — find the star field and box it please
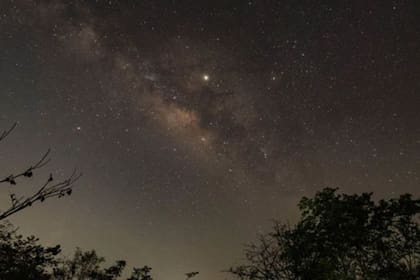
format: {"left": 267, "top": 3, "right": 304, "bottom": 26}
{"left": 0, "top": 1, "right": 419, "bottom": 279}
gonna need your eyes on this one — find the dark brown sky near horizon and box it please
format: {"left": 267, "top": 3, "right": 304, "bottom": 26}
{"left": 0, "top": 0, "right": 419, "bottom": 279}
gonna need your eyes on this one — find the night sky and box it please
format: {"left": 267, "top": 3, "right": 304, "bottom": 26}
{"left": 1, "top": 0, "right": 420, "bottom": 279}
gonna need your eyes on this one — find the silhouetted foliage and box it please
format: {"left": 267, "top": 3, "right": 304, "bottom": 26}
{"left": 0, "top": 221, "right": 198, "bottom": 280}
{"left": 0, "top": 222, "right": 61, "bottom": 280}
{"left": 127, "top": 266, "right": 153, "bottom": 280}
{"left": 5, "top": 186, "right": 418, "bottom": 280}
{"left": 52, "top": 248, "right": 128, "bottom": 280}
{"left": 0, "top": 123, "right": 81, "bottom": 220}
{"left": 229, "top": 188, "right": 420, "bottom": 280}
{"left": 185, "top": 271, "right": 199, "bottom": 280}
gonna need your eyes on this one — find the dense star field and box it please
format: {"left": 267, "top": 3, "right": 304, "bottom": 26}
{"left": 0, "top": 1, "right": 419, "bottom": 279}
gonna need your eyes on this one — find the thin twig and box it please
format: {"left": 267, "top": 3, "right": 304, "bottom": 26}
{"left": 0, "top": 122, "right": 17, "bottom": 142}
{"left": 0, "top": 149, "right": 52, "bottom": 185}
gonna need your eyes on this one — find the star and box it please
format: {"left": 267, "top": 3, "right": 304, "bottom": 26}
{"left": 203, "top": 74, "right": 210, "bottom": 81}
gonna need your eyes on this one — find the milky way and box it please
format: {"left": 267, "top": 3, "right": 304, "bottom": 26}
{"left": 0, "top": 1, "right": 419, "bottom": 279}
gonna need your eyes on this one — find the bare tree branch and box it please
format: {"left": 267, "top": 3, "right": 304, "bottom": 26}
{"left": 0, "top": 123, "right": 82, "bottom": 221}
{"left": 0, "top": 149, "right": 51, "bottom": 185}
{"left": 0, "top": 171, "right": 81, "bottom": 221}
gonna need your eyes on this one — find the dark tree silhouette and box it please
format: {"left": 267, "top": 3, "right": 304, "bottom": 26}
{"left": 229, "top": 188, "right": 420, "bottom": 280}
{"left": 185, "top": 271, "right": 199, "bottom": 280}
{"left": 0, "top": 221, "right": 61, "bottom": 280}
{"left": 0, "top": 220, "right": 199, "bottom": 279}
{"left": 0, "top": 224, "right": 131, "bottom": 280}
{"left": 53, "top": 248, "right": 127, "bottom": 280}
{"left": 0, "top": 123, "right": 81, "bottom": 220}
{"left": 127, "top": 266, "right": 153, "bottom": 280}
{"left": 53, "top": 249, "right": 164, "bottom": 280}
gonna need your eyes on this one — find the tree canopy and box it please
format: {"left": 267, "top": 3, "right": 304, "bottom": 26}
{"left": 229, "top": 188, "right": 420, "bottom": 280}
{"left": 1, "top": 187, "right": 418, "bottom": 279}
{"left": 0, "top": 222, "right": 198, "bottom": 280}
{"left": 0, "top": 222, "right": 157, "bottom": 280}
{"left": 0, "top": 222, "right": 61, "bottom": 280}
